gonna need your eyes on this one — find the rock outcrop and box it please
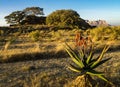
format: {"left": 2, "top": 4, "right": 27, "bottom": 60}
{"left": 86, "top": 20, "right": 109, "bottom": 27}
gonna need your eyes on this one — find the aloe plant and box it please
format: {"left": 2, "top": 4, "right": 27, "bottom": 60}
{"left": 65, "top": 32, "right": 113, "bottom": 86}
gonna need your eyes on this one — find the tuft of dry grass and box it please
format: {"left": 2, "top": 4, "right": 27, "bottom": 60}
{"left": 21, "top": 65, "right": 36, "bottom": 71}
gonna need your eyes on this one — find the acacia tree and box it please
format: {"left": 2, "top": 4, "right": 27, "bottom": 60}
{"left": 4, "top": 11, "right": 25, "bottom": 25}
{"left": 4, "top": 7, "right": 44, "bottom": 25}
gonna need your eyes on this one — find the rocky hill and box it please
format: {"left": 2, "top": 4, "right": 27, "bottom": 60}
{"left": 86, "top": 20, "right": 109, "bottom": 27}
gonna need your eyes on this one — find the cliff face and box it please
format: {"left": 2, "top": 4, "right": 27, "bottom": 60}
{"left": 86, "top": 20, "right": 109, "bottom": 27}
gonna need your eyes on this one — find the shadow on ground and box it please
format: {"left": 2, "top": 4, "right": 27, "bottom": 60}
{"left": 0, "top": 45, "right": 120, "bottom": 63}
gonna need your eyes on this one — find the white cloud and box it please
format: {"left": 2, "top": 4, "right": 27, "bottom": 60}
{"left": 0, "top": 20, "right": 9, "bottom": 26}
{"left": 0, "top": 13, "right": 9, "bottom": 26}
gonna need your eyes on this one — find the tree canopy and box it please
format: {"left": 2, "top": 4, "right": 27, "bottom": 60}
{"left": 46, "top": 9, "right": 80, "bottom": 27}
{"left": 23, "top": 7, "right": 44, "bottom": 16}
{"left": 4, "top": 11, "right": 25, "bottom": 25}
{"left": 46, "top": 9, "right": 91, "bottom": 29}
{"left": 21, "top": 15, "right": 46, "bottom": 25}
{"left": 4, "top": 7, "right": 44, "bottom": 25}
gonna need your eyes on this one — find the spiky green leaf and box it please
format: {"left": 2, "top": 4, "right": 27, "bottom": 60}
{"left": 68, "top": 64, "right": 82, "bottom": 72}
{"left": 88, "top": 57, "right": 98, "bottom": 67}
{"left": 86, "top": 51, "right": 94, "bottom": 64}
{"left": 98, "top": 75, "right": 110, "bottom": 83}
{"left": 86, "top": 44, "right": 94, "bottom": 64}
{"left": 92, "top": 57, "right": 111, "bottom": 69}
{"left": 65, "top": 48, "right": 84, "bottom": 68}
{"left": 78, "top": 49, "right": 84, "bottom": 59}
{"left": 91, "top": 45, "right": 109, "bottom": 68}
{"left": 97, "top": 45, "right": 109, "bottom": 61}
{"left": 86, "top": 70, "right": 104, "bottom": 76}
{"left": 65, "top": 43, "right": 84, "bottom": 68}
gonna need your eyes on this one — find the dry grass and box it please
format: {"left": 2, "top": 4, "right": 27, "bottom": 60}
{"left": 0, "top": 29, "right": 76, "bottom": 62}
{"left": 0, "top": 27, "right": 120, "bottom": 87}
{"left": 0, "top": 51, "right": 119, "bottom": 87}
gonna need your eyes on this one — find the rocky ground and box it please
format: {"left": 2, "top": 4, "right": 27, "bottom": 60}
{"left": 0, "top": 50, "right": 120, "bottom": 87}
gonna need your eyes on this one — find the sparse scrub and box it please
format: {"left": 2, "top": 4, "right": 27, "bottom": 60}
{"left": 0, "top": 25, "right": 120, "bottom": 87}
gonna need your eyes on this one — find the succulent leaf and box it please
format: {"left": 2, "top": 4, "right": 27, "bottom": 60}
{"left": 86, "top": 51, "right": 94, "bottom": 64}
{"left": 91, "top": 57, "right": 111, "bottom": 69}
{"left": 97, "top": 45, "right": 109, "bottom": 62}
{"left": 86, "top": 71, "right": 104, "bottom": 76}
{"left": 65, "top": 43, "right": 84, "bottom": 68}
{"left": 68, "top": 64, "right": 82, "bottom": 72}
{"left": 98, "top": 75, "right": 110, "bottom": 83}
{"left": 91, "top": 45, "right": 109, "bottom": 68}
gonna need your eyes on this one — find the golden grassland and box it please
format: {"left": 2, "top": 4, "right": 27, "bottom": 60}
{"left": 0, "top": 26, "right": 120, "bottom": 62}
{"left": 0, "top": 26, "right": 120, "bottom": 87}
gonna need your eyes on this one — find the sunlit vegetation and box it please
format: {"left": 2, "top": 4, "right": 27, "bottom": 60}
{"left": 0, "top": 25, "right": 120, "bottom": 63}
{"left": 46, "top": 9, "right": 91, "bottom": 29}
{"left": 0, "top": 7, "right": 120, "bottom": 87}
{"left": 89, "top": 26, "right": 120, "bottom": 42}
{"left": 0, "top": 25, "right": 120, "bottom": 87}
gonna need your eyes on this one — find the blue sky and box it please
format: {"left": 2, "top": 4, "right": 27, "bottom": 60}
{"left": 0, "top": 0, "right": 120, "bottom": 26}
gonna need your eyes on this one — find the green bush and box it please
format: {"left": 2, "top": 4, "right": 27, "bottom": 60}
{"left": 0, "top": 30, "right": 4, "bottom": 36}
{"left": 90, "top": 26, "right": 120, "bottom": 41}
{"left": 29, "top": 30, "right": 40, "bottom": 41}
{"left": 46, "top": 10, "right": 89, "bottom": 28}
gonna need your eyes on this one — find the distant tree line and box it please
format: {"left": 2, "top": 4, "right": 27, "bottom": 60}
{"left": 4, "top": 7, "right": 91, "bottom": 29}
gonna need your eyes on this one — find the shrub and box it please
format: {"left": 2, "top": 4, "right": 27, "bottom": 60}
{"left": 90, "top": 26, "right": 120, "bottom": 41}
{"left": 0, "top": 30, "right": 4, "bottom": 36}
{"left": 29, "top": 30, "right": 40, "bottom": 41}
{"left": 46, "top": 9, "right": 90, "bottom": 29}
